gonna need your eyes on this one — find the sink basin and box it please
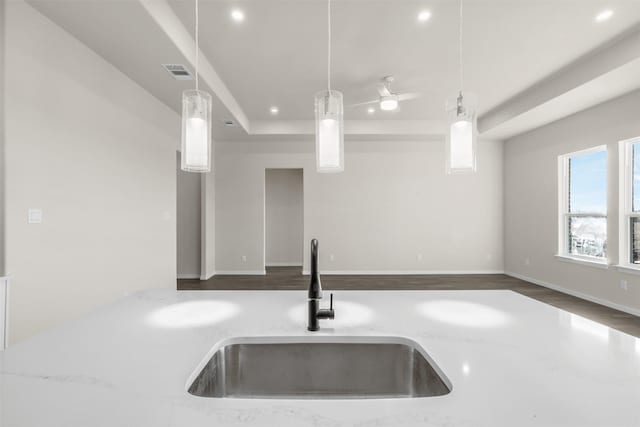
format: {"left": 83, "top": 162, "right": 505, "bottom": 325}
{"left": 187, "top": 336, "right": 451, "bottom": 399}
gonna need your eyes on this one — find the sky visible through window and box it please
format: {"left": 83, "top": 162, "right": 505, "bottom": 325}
{"left": 569, "top": 150, "right": 607, "bottom": 213}
{"left": 567, "top": 149, "right": 607, "bottom": 259}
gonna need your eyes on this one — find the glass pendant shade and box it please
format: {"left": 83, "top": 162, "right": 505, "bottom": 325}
{"left": 446, "top": 92, "right": 477, "bottom": 174}
{"left": 181, "top": 89, "right": 212, "bottom": 172}
{"left": 314, "top": 90, "right": 344, "bottom": 173}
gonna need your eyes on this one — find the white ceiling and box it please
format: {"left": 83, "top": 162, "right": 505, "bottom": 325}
{"left": 25, "top": 0, "right": 640, "bottom": 140}
{"left": 169, "top": 0, "right": 640, "bottom": 120}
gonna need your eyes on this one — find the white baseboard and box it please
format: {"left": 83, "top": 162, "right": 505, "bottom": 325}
{"left": 180, "top": 271, "right": 268, "bottom": 279}
{"left": 177, "top": 274, "right": 200, "bottom": 280}
{"left": 200, "top": 272, "right": 215, "bottom": 281}
{"left": 505, "top": 271, "right": 640, "bottom": 317}
{"left": 301, "top": 270, "right": 505, "bottom": 275}
{"left": 266, "top": 263, "right": 303, "bottom": 267}
{"left": 214, "top": 270, "right": 266, "bottom": 276}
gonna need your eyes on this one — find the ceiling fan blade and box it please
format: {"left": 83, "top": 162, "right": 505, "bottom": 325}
{"left": 398, "top": 92, "right": 422, "bottom": 101}
{"left": 376, "top": 83, "right": 391, "bottom": 97}
{"left": 349, "top": 99, "right": 380, "bottom": 107}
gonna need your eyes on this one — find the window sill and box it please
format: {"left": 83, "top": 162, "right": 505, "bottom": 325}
{"left": 615, "top": 265, "right": 640, "bottom": 276}
{"left": 554, "top": 254, "right": 609, "bottom": 269}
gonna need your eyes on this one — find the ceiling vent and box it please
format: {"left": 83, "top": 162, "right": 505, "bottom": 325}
{"left": 162, "top": 64, "right": 193, "bottom": 80}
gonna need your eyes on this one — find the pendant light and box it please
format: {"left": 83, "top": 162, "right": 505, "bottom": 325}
{"left": 181, "top": 0, "right": 213, "bottom": 173}
{"left": 314, "top": 0, "right": 344, "bottom": 173}
{"left": 446, "top": 0, "right": 477, "bottom": 174}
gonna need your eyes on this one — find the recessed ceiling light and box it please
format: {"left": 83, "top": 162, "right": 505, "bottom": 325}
{"left": 417, "top": 10, "right": 432, "bottom": 22}
{"left": 231, "top": 9, "right": 245, "bottom": 22}
{"left": 595, "top": 9, "right": 613, "bottom": 22}
{"left": 367, "top": 107, "right": 375, "bottom": 114}
{"left": 270, "top": 106, "right": 279, "bottom": 115}
{"left": 462, "top": 363, "right": 470, "bottom": 375}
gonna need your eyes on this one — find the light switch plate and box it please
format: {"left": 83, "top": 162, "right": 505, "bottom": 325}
{"left": 28, "top": 208, "right": 43, "bottom": 224}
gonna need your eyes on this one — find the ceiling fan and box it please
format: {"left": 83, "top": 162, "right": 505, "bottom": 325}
{"left": 352, "top": 76, "right": 421, "bottom": 111}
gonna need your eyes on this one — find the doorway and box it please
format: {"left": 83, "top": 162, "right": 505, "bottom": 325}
{"left": 265, "top": 169, "right": 303, "bottom": 273}
{"left": 176, "top": 151, "right": 201, "bottom": 280}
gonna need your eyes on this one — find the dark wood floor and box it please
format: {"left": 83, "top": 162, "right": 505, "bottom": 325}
{"left": 178, "top": 267, "right": 640, "bottom": 338}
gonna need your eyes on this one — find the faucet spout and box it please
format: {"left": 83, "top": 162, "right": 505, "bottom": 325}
{"left": 307, "top": 238, "right": 335, "bottom": 331}
{"left": 309, "top": 238, "right": 322, "bottom": 300}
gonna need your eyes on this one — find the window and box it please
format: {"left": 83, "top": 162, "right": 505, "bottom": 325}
{"left": 559, "top": 146, "right": 607, "bottom": 262}
{"left": 619, "top": 137, "right": 640, "bottom": 267}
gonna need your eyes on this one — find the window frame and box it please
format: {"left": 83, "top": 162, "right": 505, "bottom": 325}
{"left": 557, "top": 145, "right": 608, "bottom": 264}
{"left": 618, "top": 137, "right": 640, "bottom": 271}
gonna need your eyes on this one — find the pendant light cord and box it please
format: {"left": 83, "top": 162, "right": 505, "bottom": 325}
{"left": 327, "top": 0, "right": 332, "bottom": 92}
{"left": 458, "top": 0, "right": 463, "bottom": 95}
{"left": 195, "top": 0, "right": 199, "bottom": 91}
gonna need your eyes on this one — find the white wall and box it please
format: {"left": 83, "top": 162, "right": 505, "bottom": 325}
{"left": 265, "top": 169, "right": 303, "bottom": 266}
{"left": 215, "top": 138, "right": 504, "bottom": 274}
{"left": 4, "top": 0, "right": 179, "bottom": 343}
{"left": 200, "top": 164, "right": 215, "bottom": 280}
{"left": 0, "top": 277, "right": 7, "bottom": 349}
{"left": 176, "top": 153, "right": 201, "bottom": 279}
{"left": 0, "top": 0, "right": 5, "bottom": 277}
{"left": 504, "top": 89, "right": 640, "bottom": 314}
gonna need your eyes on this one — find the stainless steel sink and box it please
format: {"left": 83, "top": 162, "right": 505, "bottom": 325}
{"left": 187, "top": 337, "right": 450, "bottom": 399}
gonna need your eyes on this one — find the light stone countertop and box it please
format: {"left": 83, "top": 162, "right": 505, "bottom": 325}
{"left": 1, "top": 289, "right": 639, "bottom": 427}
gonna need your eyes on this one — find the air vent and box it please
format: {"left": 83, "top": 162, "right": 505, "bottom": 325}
{"left": 224, "top": 120, "right": 236, "bottom": 127}
{"left": 162, "top": 64, "right": 193, "bottom": 80}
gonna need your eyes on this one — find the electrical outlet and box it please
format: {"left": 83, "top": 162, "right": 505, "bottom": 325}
{"left": 417, "top": 253, "right": 423, "bottom": 261}
{"left": 241, "top": 255, "right": 247, "bottom": 263}
{"left": 28, "top": 208, "right": 43, "bottom": 224}
{"left": 524, "top": 257, "right": 531, "bottom": 266}
{"left": 329, "top": 254, "right": 335, "bottom": 262}
{"left": 620, "top": 280, "right": 628, "bottom": 291}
